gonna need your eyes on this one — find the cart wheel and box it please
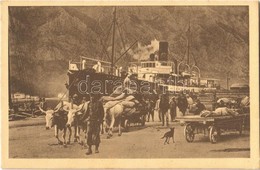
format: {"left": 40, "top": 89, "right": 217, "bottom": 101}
{"left": 124, "top": 119, "right": 130, "bottom": 132}
{"left": 141, "top": 115, "right": 145, "bottom": 126}
{"left": 209, "top": 126, "right": 218, "bottom": 144}
{"left": 184, "top": 124, "right": 195, "bottom": 143}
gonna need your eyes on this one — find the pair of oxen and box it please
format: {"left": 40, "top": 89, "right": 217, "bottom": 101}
{"left": 39, "top": 93, "right": 146, "bottom": 147}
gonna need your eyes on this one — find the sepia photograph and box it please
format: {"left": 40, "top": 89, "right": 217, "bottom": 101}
{"left": 2, "top": 1, "right": 259, "bottom": 169}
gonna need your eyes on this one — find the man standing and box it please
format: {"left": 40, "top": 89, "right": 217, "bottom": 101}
{"left": 159, "top": 94, "right": 170, "bottom": 126}
{"left": 169, "top": 97, "right": 177, "bottom": 122}
{"left": 146, "top": 99, "right": 155, "bottom": 122}
{"left": 85, "top": 94, "right": 104, "bottom": 155}
{"left": 39, "top": 98, "right": 47, "bottom": 111}
{"left": 177, "top": 91, "right": 188, "bottom": 116}
{"left": 154, "top": 97, "right": 161, "bottom": 122}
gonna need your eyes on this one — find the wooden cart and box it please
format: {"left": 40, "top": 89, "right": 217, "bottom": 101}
{"left": 176, "top": 114, "right": 249, "bottom": 143}
{"left": 121, "top": 110, "right": 146, "bottom": 132}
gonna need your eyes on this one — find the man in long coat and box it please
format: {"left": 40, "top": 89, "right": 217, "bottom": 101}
{"left": 85, "top": 94, "right": 104, "bottom": 155}
{"left": 159, "top": 94, "right": 170, "bottom": 126}
{"left": 177, "top": 92, "right": 188, "bottom": 116}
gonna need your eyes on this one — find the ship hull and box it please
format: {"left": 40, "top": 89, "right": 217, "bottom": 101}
{"left": 67, "top": 70, "right": 216, "bottom": 100}
{"left": 68, "top": 70, "right": 156, "bottom": 99}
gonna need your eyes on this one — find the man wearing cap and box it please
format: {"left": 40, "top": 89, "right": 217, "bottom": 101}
{"left": 85, "top": 94, "right": 104, "bottom": 155}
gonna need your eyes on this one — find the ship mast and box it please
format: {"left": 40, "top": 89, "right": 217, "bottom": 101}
{"left": 110, "top": 7, "right": 116, "bottom": 74}
{"left": 187, "top": 17, "right": 191, "bottom": 66}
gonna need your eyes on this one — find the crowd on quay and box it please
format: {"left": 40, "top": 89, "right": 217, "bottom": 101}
{"left": 147, "top": 91, "right": 206, "bottom": 126}
{"left": 22, "top": 87, "right": 248, "bottom": 155}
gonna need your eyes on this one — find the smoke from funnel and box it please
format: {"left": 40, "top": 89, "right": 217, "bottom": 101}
{"left": 129, "top": 39, "right": 159, "bottom": 60}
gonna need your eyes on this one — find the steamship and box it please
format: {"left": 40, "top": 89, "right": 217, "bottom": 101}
{"left": 66, "top": 8, "right": 218, "bottom": 100}
{"left": 67, "top": 41, "right": 218, "bottom": 100}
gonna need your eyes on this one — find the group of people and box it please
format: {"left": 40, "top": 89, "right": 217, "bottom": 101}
{"left": 146, "top": 91, "right": 206, "bottom": 126}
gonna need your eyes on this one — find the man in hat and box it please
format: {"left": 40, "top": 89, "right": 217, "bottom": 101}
{"left": 85, "top": 94, "right": 104, "bottom": 155}
{"left": 159, "top": 94, "right": 170, "bottom": 126}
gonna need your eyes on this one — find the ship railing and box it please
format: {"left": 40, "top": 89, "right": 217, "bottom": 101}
{"left": 129, "top": 61, "right": 175, "bottom": 70}
{"left": 69, "top": 56, "right": 112, "bottom": 73}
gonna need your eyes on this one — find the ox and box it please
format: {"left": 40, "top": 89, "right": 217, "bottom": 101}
{"left": 39, "top": 104, "right": 68, "bottom": 146}
{"left": 103, "top": 93, "right": 147, "bottom": 138}
{"left": 65, "top": 102, "right": 90, "bottom": 146}
{"left": 39, "top": 101, "right": 79, "bottom": 146}
{"left": 104, "top": 104, "right": 124, "bottom": 138}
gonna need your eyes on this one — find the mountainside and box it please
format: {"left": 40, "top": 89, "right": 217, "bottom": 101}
{"left": 9, "top": 6, "right": 249, "bottom": 96}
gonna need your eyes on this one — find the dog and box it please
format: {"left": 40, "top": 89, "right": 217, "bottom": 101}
{"left": 161, "top": 127, "right": 175, "bottom": 144}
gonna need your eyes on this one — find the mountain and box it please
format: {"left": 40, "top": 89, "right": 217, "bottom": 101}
{"left": 9, "top": 6, "right": 249, "bottom": 96}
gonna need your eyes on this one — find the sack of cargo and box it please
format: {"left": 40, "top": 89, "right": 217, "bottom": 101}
{"left": 121, "top": 101, "right": 135, "bottom": 108}
{"left": 200, "top": 110, "right": 211, "bottom": 117}
{"left": 240, "top": 96, "right": 249, "bottom": 107}
{"left": 110, "top": 86, "right": 123, "bottom": 97}
{"left": 214, "top": 107, "right": 229, "bottom": 116}
{"left": 206, "top": 107, "right": 239, "bottom": 117}
{"left": 104, "top": 100, "right": 122, "bottom": 110}
{"left": 124, "top": 108, "right": 136, "bottom": 116}
{"left": 124, "top": 95, "right": 135, "bottom": 101}
{"left": 110, "top": 86, "right": 134, "bottom": 97}
{"left": 113, "top": 93, "right": 127, "bottom": 100}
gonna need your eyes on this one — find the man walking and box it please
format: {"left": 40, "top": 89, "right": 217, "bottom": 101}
{"left": 85, "top": 94, "right": 104, "bottom": 155}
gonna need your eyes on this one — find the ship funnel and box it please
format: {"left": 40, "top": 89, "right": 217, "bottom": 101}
{"left": 159, "top": 41, "right": 168, "bottom": 61}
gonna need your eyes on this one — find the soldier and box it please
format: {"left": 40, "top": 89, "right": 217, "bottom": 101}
{"left": 85, "top": 94, "right": 104, "bottom": 155}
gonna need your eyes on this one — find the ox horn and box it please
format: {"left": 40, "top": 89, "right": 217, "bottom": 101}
{"left": 54, "top": 105, "right": 61, "bottom": 112}
{"left": 38, "top": 106, "right": 46, "bottom": 114}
